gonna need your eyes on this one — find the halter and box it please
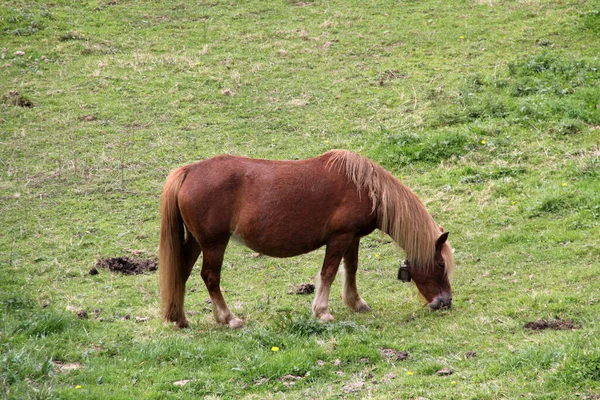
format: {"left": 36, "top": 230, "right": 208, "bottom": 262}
{"left": 397, "top": 259, "right": 411, "bottom": 283}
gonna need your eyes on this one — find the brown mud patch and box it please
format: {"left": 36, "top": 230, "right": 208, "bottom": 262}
{"left": 3, "top": 91, "right": 33, "bottom": 108}
{"left": 93, "top": 257, "right": 157, "bottom": 275}
{"left": 380, "top": 348, "right": 409, "bottom": 361}
{"left": 287, "top": 283, "right": 315, "bottom": 295}
{"left": 524, "top": 319, "right": 579, "bottom": 331}
{"left": 465, "top": 351, "right": 477, "bottom": 359}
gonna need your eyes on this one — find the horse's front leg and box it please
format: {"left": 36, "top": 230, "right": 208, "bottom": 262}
{"left": 312, "top": 234, "right": 354, "bottom": 322}
{"left": 200, "top": 242, "right": 244, "bottom": 329}
{"left": 341, "top": 237, "right": 371, "bottom": 313}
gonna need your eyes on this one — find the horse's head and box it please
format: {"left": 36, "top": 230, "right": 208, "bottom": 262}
{"left": 404, "top": 232, "right": 453, "bottom": 310}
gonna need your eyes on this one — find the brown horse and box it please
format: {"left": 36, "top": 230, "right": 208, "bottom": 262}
{"left": 159, "top": 150, "right": 454, "bottom": 328}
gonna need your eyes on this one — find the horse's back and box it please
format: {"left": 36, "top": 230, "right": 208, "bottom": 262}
{"left": 176, "top": 154, "right": 375, "bottom": 256}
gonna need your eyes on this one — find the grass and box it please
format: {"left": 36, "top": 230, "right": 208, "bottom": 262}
{"left": 1, "top": 0, "right": 600, "bottom": 398}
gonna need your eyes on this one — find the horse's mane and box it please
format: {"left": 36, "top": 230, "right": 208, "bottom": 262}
{"left": 324, "top": 150, "right": 454, "bottom": 275}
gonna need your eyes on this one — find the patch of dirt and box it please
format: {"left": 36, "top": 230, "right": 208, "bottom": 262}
{"left": 383, "top": 372, "right": 398, "bottom": 382}
{"left": 465, "top": 351, "right": 477, "bottom": 359}
{"left": 288, "top": 98, "right": 309, "bottom": 107}
{"left": 342, "top": 381, "right": 364, "bottom": 393}
{"left": 125, "top": 122, "right": 151, "bottom": 130}
{"left": 380, "top": 348, "right": 409, "bottom": 361}
{"left": 254, "top": 377, "right": 269, "bottom": 386}
{"left": 94, "top": 257, "right": 157, "bottom": 275}
{"left": 524, "top": 319, "right": 580, "bottom": 331}
{"left": 379, "top": 69, "right": 408, "bottom": 85}
{"left": 436, "top": 367, "right": 453, "bottom": 376}
{"left": 3, "top": 91, "right": 33, "bottom": 108}
{"left": 52, "top": 361, "right": 81, "bottom": 372}
{"left": 279, "top": 374, "right": 304, "bottom": 388}
{"left": 287, "top": 283, "right": 315, "bottom": 295}
{"left": 381, "top": 69, "right": 408, "bottom": 80}
{"left": 76, "top": 310, "right": 88, "bottom": 319}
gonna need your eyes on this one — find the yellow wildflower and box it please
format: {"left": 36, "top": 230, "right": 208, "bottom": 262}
{"left": 271, "top": 346, "right": 280, "bottom": 352}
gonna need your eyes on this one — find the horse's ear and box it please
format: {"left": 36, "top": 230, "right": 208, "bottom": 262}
{"left": 435, "top": 231, "right": 449, "bottom": 251}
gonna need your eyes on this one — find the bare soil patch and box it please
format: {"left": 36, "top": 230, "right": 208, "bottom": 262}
{"left": 93, "top": 257, "right": 157, "bottom": 275}
{"left": 380, "top": 348, "right": 409, "bottom": 361}
{"left": 524, "top": 319, "right": 579, "bottom": 331}
{"left": 465, "top": 351, "right": 477, "bottom": 359}
{"left": 3, "top": 91, "right": 33, "bottom": 108}
{"left": 52, "top": 361, "right": 81, "bottom": 372}
{"left": 287, "top": 283, "right": 315, "bottom": 295}
{"left": 436, "top": 367, "right": 453, "bottom": 376}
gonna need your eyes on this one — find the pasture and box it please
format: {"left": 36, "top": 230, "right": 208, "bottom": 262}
{"left": 1, "top": 0, "right": 599, "bottom": 398}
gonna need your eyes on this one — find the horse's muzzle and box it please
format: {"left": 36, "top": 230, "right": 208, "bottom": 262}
{"left": 427, "top": 295, "right": 452, "bottom": 310}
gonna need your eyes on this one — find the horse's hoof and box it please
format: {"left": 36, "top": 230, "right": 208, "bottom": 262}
{"left": 343, "top": 297, "right": 371, "bottom": 312}
{"left": 317, "top": 313, "right": 334, "bottom": 323}
{"left": 228, "top": 318, "right": 244, "bottom": 329}
{"left": 176, "top": 319, "right": 190, "bottom": 329}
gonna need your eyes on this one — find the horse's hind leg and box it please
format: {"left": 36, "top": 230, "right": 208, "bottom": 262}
{"left": 172, "top": 234, "right": 201, "bottom": 328}
{"left": 341, "top": 238, "right": 371, "bottom": 313}
{"left": 200, "top": 242, "right": 244, "bottom": 329}
{"left": 182, "top": 232, "right": 201, "bottom": 282}
{"left": 312, "top": 234, "right": 353, "bottom": 322}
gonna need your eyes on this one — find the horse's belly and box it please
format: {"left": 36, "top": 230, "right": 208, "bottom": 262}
{"left": 232, "top": 223, "right": 326, "bottom": 258}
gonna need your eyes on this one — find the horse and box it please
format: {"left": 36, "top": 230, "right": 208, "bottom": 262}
{"left": 159, "top": 150, "right": 454, "bottom": 328}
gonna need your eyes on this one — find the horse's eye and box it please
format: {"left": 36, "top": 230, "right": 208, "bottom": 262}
{"left": 437, "top": 263, "right": 445, "bottom": 269}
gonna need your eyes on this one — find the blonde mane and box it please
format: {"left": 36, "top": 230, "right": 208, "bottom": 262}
{"left": 325, "top": 150, "right": 454, "bottom": 274}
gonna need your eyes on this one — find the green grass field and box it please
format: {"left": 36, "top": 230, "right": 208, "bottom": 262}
{"left": 1, "top": 0, "right": 600, "bottom": 398}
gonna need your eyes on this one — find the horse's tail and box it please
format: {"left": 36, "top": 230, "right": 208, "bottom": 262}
{"left": 159, "top": 166, "right": 190, "bottom": 326}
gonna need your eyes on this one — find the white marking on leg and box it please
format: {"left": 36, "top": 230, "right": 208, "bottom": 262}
{"left": 312, "top": 273, "right": 334, "bottom": 322}
{"left": 213, "top": 302, "right": 244, "bottom": 328}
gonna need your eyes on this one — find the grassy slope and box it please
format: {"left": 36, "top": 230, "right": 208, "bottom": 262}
{"left": 1, "top": 0, "right": 599, "bottom": 398}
